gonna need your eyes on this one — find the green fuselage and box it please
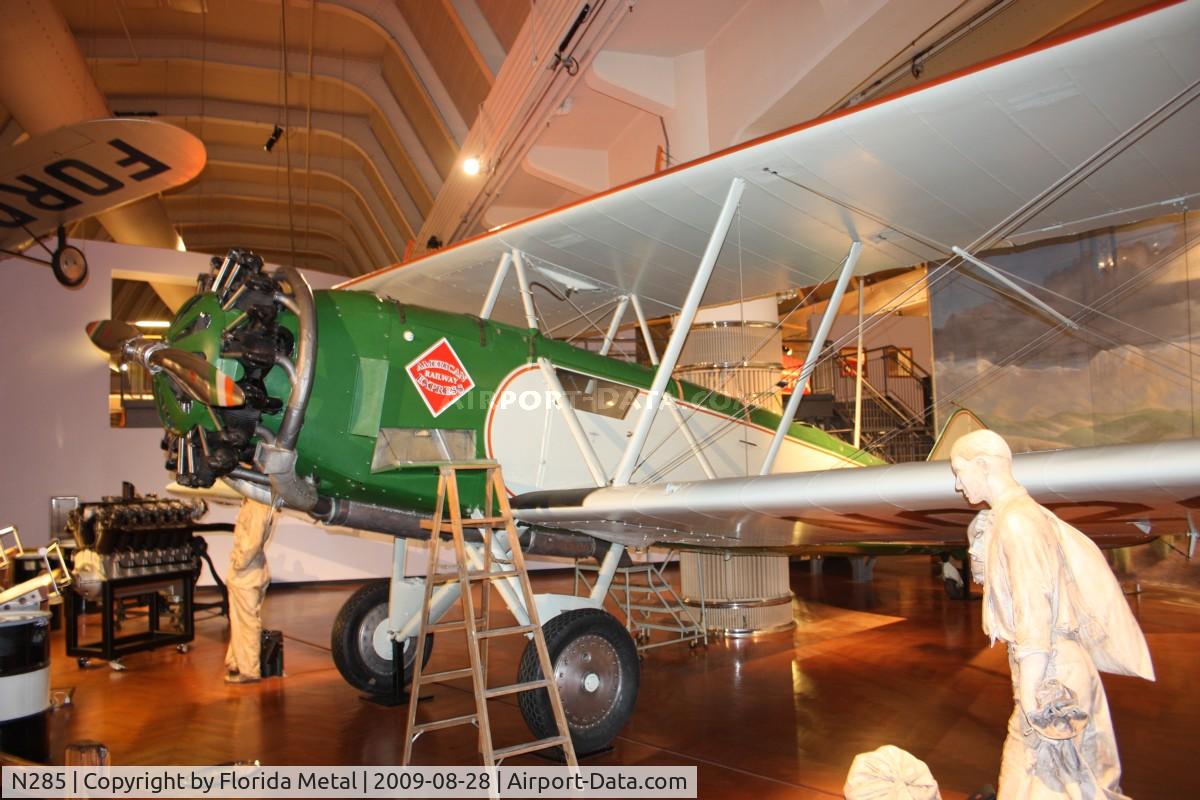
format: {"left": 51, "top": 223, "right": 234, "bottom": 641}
{"left": 156, "top": 289, "right": 878, "bottom": 513}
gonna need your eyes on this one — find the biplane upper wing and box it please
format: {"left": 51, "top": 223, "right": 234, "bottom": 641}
{"left": 341, "top": 1, "right": 1200, "bottom": 338}
{"left": 511, "top": 439, "right": 1200, "bottom": 551}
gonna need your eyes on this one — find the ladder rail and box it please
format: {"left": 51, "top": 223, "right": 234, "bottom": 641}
{"left": 444, "top": 469, "right": 497, "bottom": 766}
{"left": 402, "top": 471, "right": 447, "bottom": 766}
{"left": 479, "top": 474, "right": 495, "bottom": 687}
{"left": 491, "top": 469, "right": 578, "bottom": 768}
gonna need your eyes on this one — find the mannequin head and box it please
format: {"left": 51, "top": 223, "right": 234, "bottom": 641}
{"left": 950, "top": 430, "right": 1015, "bottom": 506}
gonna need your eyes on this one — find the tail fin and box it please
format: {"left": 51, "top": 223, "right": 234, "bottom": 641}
{"left": 926, "top": 408, "right": 988, "bottom": 461}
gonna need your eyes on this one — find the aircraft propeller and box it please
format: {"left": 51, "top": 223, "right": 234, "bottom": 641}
{"left": 84, "top": 320, "right": 139, "bottom": 352}
{"left": 85, "top": 320, "right": 245, "bottom": 408}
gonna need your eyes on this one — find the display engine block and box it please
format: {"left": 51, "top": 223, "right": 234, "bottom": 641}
{"left": 67, "top": 496, "right": 207, "bottom": 597}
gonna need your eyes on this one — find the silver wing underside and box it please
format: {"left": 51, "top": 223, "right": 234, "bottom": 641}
{"left": 342, "top": 3, "right": 1200, "bottom": 339}
{"left": 511, "top": 439, "right": 1200, "bottom": 551}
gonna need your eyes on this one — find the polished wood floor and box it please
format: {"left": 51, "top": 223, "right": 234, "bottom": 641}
{"left": 41, "top": 556, "right": 1200, "bottom": 799}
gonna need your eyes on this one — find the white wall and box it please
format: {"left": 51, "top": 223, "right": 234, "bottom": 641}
{"left": 0, "top": 239, "right": 410, "bottom": 583}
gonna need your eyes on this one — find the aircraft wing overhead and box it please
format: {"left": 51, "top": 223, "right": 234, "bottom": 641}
{"left": 341, "top": 2, "right": 1200, "bottom": 336}
{"left": 510, "top": 439, "right": 1200, "bottom": 551}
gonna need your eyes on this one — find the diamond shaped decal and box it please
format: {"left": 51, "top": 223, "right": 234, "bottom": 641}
{"left": 406, "top": 337, "right": 475, "bottom": 417}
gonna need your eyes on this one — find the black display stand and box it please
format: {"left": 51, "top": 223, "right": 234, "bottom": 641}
{"left": 65, "top": 568, "right": 196, "bottom": 663}
{"left": 361, "top": 638, "right": 432, "bottom": 707}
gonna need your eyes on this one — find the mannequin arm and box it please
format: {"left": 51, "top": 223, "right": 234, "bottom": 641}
{"left": 1017, "top": 651, "right": 1049, "bottom": 716}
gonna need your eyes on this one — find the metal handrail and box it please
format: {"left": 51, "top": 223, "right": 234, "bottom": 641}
{"left": 814, "top": 347, "right": 931, "bottom": 423}
{"left": 832, "top": 356, "right": 918, "bottom": 426}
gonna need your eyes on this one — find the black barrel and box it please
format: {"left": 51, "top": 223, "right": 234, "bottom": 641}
{"left": 0, "top": 611, "right": 51, "bottom": 763}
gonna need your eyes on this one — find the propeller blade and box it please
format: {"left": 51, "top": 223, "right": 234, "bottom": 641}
{"left": 148, "top": 349, "right": 245, "bottom": 407}
{"left": 85, "top": 320, "right": 139, "bottom": 353}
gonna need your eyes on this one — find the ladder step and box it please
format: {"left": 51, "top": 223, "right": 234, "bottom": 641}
{"left": 484, "top": 679, "right": 549, "bottom": 699}
{"left": 422, "top": 515, "right": 510, "bottom": 530}
{"left": 477, "top": 624, "right": 538, "bottom": 639}
{"left": 494, "top": 736, "right": 569, "bottom": 760}
{"left": 432, "top": 569, "right": 521, "bottom": 585}
{"left": 417, "top": 667, "right": 474, "bottom": 684}
{"left": 411, "top": 713, "right": 478, "bottom": 735}
{"left": 426, "top": 619, "right": 485, "bottom": 633}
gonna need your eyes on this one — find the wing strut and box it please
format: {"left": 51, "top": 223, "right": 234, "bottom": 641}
{"left": 512, "top": 248, "right": 540, "bottom": 330}
{"left": 598, "top": 295, "right": 630, "bottom": 356}
{"left": 627, "top": 291, "right": 717, "bottom": 477}
{"left": 951, "top": 246, "right": 1080, "bottom": 331}
{"left": 537, "top": 357, "right": 609, "bottom": 485}
{"left": 479, "top": 250, "right": 512, "bottom": 319}
{"left": 853, "top": 277, "right": 865, "bottom": 450}
{"left": 630, "top": 294, "right": 659, "bottom": 365}
{"left": 761, "top": 240, "right": 862, "bottom": 474}
{"left": 612, "top": 177, "right": 746, "bottom": 487}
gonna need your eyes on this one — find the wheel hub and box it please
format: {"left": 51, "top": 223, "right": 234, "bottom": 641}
{"left": 358, "top": 603, "right": 392, "bottom": 675}
{"left": 555, "top": 633, "right": 620, "bottom": 728}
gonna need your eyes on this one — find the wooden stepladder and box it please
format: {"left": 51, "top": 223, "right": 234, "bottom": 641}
{"left": 401, "top": 463, "right": 578, "bottom": 768}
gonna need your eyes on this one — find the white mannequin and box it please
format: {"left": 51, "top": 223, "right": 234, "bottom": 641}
{"left": 844, "top": 745, "right": 941, "bottom": 799}
{"left": 951, "top": 430, "right": 1153, "bottom": 799}
{"left": 224, "top": 498, "right": 276, "bottom": 683}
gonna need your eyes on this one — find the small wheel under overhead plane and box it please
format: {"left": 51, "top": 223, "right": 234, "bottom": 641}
{"left": 50, "top": 233, "right": 88, "bottom": 288}
{"left": 0, "top": 117, "right": 204, "bottom": 288}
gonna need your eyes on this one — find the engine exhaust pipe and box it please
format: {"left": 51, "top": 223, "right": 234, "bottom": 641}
{"left": 256, "top": 266, "right": 319, "bottom": 511}
{"left": 310, "top": 497, "right": 603, "bottom": 559}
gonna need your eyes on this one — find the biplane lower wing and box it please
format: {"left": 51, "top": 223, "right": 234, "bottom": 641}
{"left": 511, "top": 438, "right": 1200, "bottom": 551}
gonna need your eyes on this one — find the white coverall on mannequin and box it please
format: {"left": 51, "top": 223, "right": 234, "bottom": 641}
{"left": 224, "top": 499, "right": 276, "bottom": 682}
{"left": 970, "top": 508, "right": 1153, "bottom": 800}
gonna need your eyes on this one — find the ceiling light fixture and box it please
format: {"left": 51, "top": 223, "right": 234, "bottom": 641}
{"left": 264, "top": 125, "right": 284, "bottom": 152}
{"left": 462, "top": 156, "right": 482, "bottom": 176}
{"left": 135, "top": 320, "right": 171, "bottom": 329}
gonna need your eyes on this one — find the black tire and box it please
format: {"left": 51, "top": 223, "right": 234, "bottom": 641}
{"left": 330, "top": 579, "right": 432, "bottom": 694}
{"left": 517, "top": 608, "right": 639, "bottom": 755}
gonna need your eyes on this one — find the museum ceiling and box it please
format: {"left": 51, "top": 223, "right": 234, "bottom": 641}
{"left": 0, "top": 0, "right": 1161, "bottom": 279}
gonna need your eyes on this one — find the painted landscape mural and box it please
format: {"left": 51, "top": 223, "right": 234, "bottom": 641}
{"left": 930, "top": 211, "right": 1198, "bottom": 453}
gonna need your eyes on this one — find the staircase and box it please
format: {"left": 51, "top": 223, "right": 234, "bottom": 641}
{"left": 800, "top": 346, "right": 935, "bottom": 463}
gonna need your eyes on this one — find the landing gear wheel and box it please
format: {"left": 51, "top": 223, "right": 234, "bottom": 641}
{"left": 331, "top": 579, "right": 432, "bottom": 694}
{"left": 51, "top": 244, "right": 88, "bottom": 288}
{"left": 517, "top": 608, "right": 639, "bottom": 755}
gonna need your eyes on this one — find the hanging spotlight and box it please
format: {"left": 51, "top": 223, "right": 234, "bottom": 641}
{"left": 462, "top": 156, "right": 481, "bottom": 176}
{"left": 264, "top": 125, "right": 284, "bottom": 152}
